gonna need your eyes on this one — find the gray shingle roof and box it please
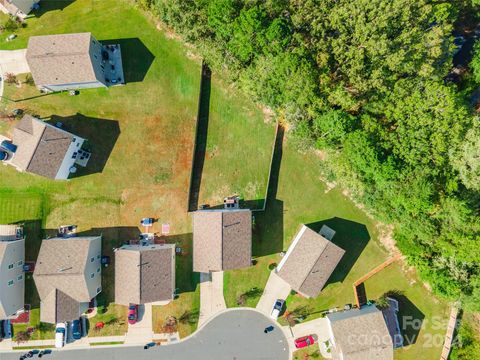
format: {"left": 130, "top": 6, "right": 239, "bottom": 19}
{"left": 115, "top": 244, "right": 175, "bottom": 305}
{"left": 193, "top": 209, "right": 252, "bottom": 272}
{"left": 34, "top": 236, "right": 101, "bottom": 323}
{"left": 327, "top": 305, "right": 394, "bottom": 360}
{"left": 26, "top": 33, "right": 101, "bottom": 86}
{"left": 276, "top": 225, "right": 345, "bottom": 298}
{"left": 11, "top": 115, "right": 78, "bottom": 179}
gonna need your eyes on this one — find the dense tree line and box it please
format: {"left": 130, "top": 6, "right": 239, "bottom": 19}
{"left": 136, "top": 0, "right": 480, "bottom": 311}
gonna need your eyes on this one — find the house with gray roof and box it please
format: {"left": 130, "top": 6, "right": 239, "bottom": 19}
{"left": 8, "top": 114, "right": 86, "bottom": 180}
{"left": 115, "top": 244, "right": 175, "bottom": 305}
{"left": 0, "top": 225, "right": 25, "bottom": 320}
{"left": 276, "top": 224, "right": 345, "bottom": 298}
{"left": 0, "top": 0, "right": 39, "bottom": 18}
{"left": 326, "top": 304, "right": 400, "bottom": 359}
{"left": 26, "top": 32, "right": 109, "bottom": 92}
{"left": 193, "top": 209, "right": 252, "bottom": 273}
{"left": 33, "top": 236, "right": 102, "bottom": 324}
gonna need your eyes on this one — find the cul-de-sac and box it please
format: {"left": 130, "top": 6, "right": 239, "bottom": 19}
{"left": 1, "top": 1, "right": 479, "bottom": 360}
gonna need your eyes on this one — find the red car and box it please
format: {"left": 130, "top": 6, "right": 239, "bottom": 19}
{"left": 128, "top": 305, "right": 138, "bottom": 325}
{"left": 294, "top": 335, "right": 315, "bottom": 349}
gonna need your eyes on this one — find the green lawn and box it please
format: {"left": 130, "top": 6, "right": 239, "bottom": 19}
{"left": 223, "top": 139, "right": 450, "bottom": 359}
{"left": 0, "top": 0, "right": 267, "bottom": 339}
{"left": 196, "top": 82, "right": 275, "bottom": 208}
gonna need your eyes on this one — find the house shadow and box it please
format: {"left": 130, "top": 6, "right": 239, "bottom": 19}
{"left": 47, "top": 113, "right": 120, "bottom": 177}
{"left": 33, "top": 0, "right": 76, "bottom": 17}
{"left": 160, "top": 232, "right": 199, "bottom": 294}
{"left": 101, "top": 38, "right": 155, "bottom": 83}
{"left": 306, "top": 217, "right": 370, "bottom": 285}
{"left": 253, "top": 199, "right": 284, "bottom": 257}
{"left": 384, "top": 292, "right": 425, "bottom": 346}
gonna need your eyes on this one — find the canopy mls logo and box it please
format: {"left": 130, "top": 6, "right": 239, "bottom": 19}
{"left": 401, "top": 315, "right": 461, "bottom": 348}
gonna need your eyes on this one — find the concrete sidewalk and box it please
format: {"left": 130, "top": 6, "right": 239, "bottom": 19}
{"left": 256, "top": 271, "right": 291, "bottom": 316}
{"left": 198, "top": 272, "right": 226, "bottom": 327}
{"left": 124, "top": 304, "right": 153, "bottom": 345}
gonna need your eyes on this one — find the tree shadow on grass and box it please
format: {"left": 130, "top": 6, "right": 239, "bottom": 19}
{"left": 33, "top": 0, "right": 76, "bottom": 17}
{"left": 306, "top": 217, "right": 370, "bottom": 285}
{"left": 101, "top": 38, "right": 155, "bottom": 83}
{"left": 47, "top": 113, "right": 120, "bottom": 177}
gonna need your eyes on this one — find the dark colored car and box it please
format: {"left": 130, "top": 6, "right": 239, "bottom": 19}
{"left": 0, "top": 151, "right": 8, "bottom": 161}
{"left": 128, "top": 304, "right": 138, "bottom": 325}
{"left": 1, "top": 140, "right": 17, "bottom": 153}
{"left": 70, "top": 319, "right": 82, "bottom": 340}
{"left": 2, "top": 320, "right": 12, "bottom": 339}
{"left": 294, "top": 335, "right": 315, "bottom": 349}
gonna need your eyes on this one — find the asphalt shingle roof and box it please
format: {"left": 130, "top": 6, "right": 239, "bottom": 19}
{"left": 34, "top": 236, "right": 100, "bottom": 323}
{"left": 26, "top": 33, "right": 100, "bottom": 86}
{"left": 115, "top": 244, "right": 175, "bottom": 305}
{"left": 11, "top": 115, "right": 76, "bottom": 179}
{"left": 277, "top": 225, "right": 345, "bottom": 298}
{"left": 327, "top": 305, "right": 394, "bottom": 360}
{"left": 193, "top": 210, "right": 252, "bottom": 272}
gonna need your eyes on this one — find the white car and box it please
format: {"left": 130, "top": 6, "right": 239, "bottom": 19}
{"left": 55, "top": 322, "right": 67, "bottom": 348}
{"left": 270, "top": 299, "right": 285, "bottom": 320}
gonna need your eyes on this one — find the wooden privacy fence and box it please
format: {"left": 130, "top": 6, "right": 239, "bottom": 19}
{"left": 440, "top": 307, "right": 459, "bottom": 360}
{"left": 353, "top": 253, "right": 402, "bottom": 308}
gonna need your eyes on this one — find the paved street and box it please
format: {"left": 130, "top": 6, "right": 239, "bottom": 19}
{"left": 0, "top": 309, "right": 290, "bottom": 360}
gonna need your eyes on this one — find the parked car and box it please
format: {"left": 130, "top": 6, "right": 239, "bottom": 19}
{"left": 128, "top": 304, "right": 138, "bottom": 325}
{"left": 55, "top": 323, "right": 66, "bottom": 348}
{"left": 2, "top": 319, "right": 11, "bottom": 339}
{"left": 71, "top": 318, "right": 82, "bottom": 340}
{"left": 0, "top": 151, "right": 9, "bottom": 161}
{"left": 0, "top": 140, "right": 16, "bottom": 153}
{"left": 270, "top": 299, "right": 285, "bottom": 320}
{"left": 294, "top": 335, "right": 315, "bottom": 349}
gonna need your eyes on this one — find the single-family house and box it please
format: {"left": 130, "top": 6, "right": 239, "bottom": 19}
{"left": 33, "top": 236, "right": 102, "bottom": 324}
{"left": 0, "top": 0, "right": 39, "bottom": 18}
{"left": 115, "top": 243, "right": 175, "bottom": 305}
{"left": 193, "top": 208, "right": 252, "bottom": 272}
{"left": 326, "top": 302, "right": 403, "bottom": 359}
{"left": 276, "top": 224, "right": 345, "bottom": 298}
{"left": 8, "top": 114, "right": 86, "bottom": 180}
{"left": 26, "top": 32, "right": 109, "bottom": 92}
{"left": 0, "top": 225, "right": 25, "bottom": 319}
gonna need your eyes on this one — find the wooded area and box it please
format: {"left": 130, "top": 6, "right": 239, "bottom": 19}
{"left": 135, "top": 0, "right": 480, "bottom": 355}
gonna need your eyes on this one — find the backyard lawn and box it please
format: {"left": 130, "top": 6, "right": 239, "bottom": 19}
{"left": 0, "top": 0, "right": 271, "bottom": 339}
{"left": 223, "top": 138, "right": 451, "bottom": 359}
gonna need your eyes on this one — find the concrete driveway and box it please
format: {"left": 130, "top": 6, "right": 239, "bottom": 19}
{"left": 0, "top": 49, "right": 30, "bottom": 75}
{"left": 1, "top": 309, "right": 291, "bottom": 360}
{"left": 198, "top": 271, "right": 226, "bottom": 326}
{"left": 125, "top": 304, "right": 153, "bottom": 345}
{"left": 283, "top": 317, "right": 332, "bottom": 358}
{"left": 256, "top": 271, "right": 291, "bottom": 316}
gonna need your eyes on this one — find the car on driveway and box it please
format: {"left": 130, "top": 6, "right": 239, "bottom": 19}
{"left": 128, "top": 304, "right": 138, "bottom": 325}
{"left": 55, "top": 323, "right": 67, "bottom": 348}
{"left": 0, "top": 151, "right": 9, "bottom": 161}
{"left": 71, "top": 318, "right": 82, "bottom": 340}
{"left": 270, "top": 299, "right": 285, "bottom": 320}
{"left": 294, "top": 335, "right": 315, "bottom": 348}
